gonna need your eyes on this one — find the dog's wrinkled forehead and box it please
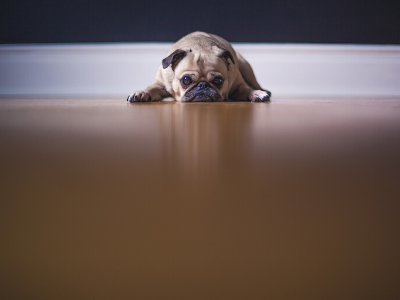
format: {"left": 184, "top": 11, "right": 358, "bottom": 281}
{"left": 185, "top": 48, "right": 220, "bottom": 70}
{"left": 162, "top": 45, "right": 234, "bottom": 72}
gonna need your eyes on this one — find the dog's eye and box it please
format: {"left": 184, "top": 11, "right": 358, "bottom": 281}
{"left": 212, "top": 77, "right": 224, "bottom": 86}
{"left": 181, "top": 76, "right": 192, "bottom": 86}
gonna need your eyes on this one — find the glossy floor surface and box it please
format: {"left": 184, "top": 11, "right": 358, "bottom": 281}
{"left": 1, "top": 98, "right": 400, "bottom": 299}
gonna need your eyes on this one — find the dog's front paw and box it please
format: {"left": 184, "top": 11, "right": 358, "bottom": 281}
{"left": 127, "top": 91, "right": 152, "bottom": 102}
{"left": 249, "top": 90, "right": 271, "bottom": 102}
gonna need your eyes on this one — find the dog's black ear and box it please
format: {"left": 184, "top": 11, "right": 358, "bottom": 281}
{"left": 219, "top": 49, "right": 235, "bottom": 70}
{"left": 162, "top": 49, "right": 187, "bottom": 70}
{"left": 219, "top": 50, "right": 235, "bottom": 64}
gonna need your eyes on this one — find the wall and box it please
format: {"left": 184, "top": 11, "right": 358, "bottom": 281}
{"left": 1, "top": 43, "right": 399, "bottom": 98}
{"left": 1, "top": 0, "right": 399, "bottom": 98}
{"left": 1, "top": 0, "right": 399, "bottom": 44}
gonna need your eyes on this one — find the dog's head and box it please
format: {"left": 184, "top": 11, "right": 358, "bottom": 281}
{"left": 162, "top": 46, "right": 235, "bottom": 102}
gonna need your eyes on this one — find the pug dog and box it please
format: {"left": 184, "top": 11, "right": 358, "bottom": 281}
{"left": 127, "top": 31, "right": 271, "bottom": 103}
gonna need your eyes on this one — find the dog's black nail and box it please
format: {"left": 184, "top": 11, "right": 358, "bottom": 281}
{"left": 255, "top": 97, "right": 261, "bottom": 102}
{"left": 127, "top": 96, "right": 130, "bottom": 102}
{"left": 147, "top": 96, "right": 152, "bottom": 102}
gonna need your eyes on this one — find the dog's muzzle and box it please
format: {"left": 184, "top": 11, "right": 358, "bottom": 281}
{"left": 182, "top": 81, "right": 222, "bottom": 102}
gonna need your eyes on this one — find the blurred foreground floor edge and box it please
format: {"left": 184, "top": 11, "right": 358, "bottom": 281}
{"left": 1, "top": 98, "right": 400, "bottom": 300}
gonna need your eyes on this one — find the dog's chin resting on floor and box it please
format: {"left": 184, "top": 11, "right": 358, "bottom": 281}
{"left": 127, "top": 31, "right": 271, "bottom": 103}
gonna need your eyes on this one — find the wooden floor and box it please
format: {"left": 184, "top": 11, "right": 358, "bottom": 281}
{"left": 1, "top": 98, "right": 400, "bottom": 300}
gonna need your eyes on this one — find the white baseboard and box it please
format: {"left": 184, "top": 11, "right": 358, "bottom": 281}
{"left": 1, "top": 43, "right": 399, "bottom": 98}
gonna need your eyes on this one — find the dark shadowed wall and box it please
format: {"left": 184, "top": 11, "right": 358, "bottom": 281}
{"left": 1, "top": 0, "right": 399, "bottom": 44}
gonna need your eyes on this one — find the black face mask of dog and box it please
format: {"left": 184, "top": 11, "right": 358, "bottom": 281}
{"left": 180, "top": 81, "right": 222, "bottom": 102}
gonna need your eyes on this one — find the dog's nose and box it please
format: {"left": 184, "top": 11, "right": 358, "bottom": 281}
{"left": 197, "top": 81, "right": 209, "bottom": 90}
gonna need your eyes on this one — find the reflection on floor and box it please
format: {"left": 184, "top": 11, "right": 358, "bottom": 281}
{"left": 1, "top": 98, "right": 400, "bottom": 300}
